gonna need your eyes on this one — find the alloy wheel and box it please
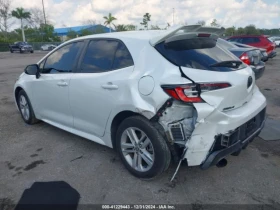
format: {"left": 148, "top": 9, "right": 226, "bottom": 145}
{"left": 120, "top": 127, "right": 155, "bottom": 172}
{"left": 19, "top": 95, "right": 30, "bottom": 121}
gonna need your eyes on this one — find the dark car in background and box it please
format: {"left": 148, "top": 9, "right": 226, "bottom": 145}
{"left": 217, "top": 38, "right": 265, "bottom": 80}
{"left": 227, "top": 35, "right": 277, "bottom": 59}
{"left": 233, "top": 42, "right": 268, "bottom": 62}
{"left": 9, "top": 42, "right": 34, "bottom": 53}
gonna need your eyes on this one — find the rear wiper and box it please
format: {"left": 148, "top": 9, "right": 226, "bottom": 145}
{"left": 210, "top": 60, "right": 242, "bottom": 68}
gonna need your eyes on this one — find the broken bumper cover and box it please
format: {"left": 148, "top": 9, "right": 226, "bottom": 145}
{"left": 200, "top": 108, "right": 266, "bottom": 170}
{"left": 184, "top": 85, "right": 266, "bottom": 166}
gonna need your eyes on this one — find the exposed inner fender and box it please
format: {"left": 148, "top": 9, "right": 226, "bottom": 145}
{"left": 150, "top": 66, "right": 199, "bottom": 181}
{"left": 157, "top": 100, "right": 198, "bottom": 145}
{"left": 157, "top": 100, "right": 198, "bottom": 182}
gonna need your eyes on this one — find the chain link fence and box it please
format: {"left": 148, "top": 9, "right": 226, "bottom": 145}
{"left": 0, "top": 42, "right": 62, "bottom": 52}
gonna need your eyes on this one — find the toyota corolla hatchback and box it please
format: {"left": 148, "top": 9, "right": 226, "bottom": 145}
{"left": 14, "top": 25, "right": 266, "bottom": 179}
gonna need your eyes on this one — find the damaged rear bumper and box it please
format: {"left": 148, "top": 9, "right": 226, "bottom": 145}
{"left": 184, "top": 85, "right": 266, "bottom": 166}
{"left": 157, "top": 85, "right": 266, "bottom": 168}
{"left": 201, "top": 110, "right": 266, "bottom": 170}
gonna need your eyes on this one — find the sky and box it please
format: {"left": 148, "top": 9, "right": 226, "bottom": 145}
{"left": 9, "top": 0, "right": 280, "bottom": 29}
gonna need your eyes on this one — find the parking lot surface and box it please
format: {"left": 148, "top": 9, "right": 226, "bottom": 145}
{"left": 0, "top": 51, "right": 280, "bottom": 207}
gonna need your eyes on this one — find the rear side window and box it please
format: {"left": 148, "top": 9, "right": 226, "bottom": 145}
{"left": 81, "top": 40, "right": 133, "bottom": 73}
{"left": 112, "top": 42, "right": 134, "bottom": 70}
{"left": 155, "top": 38, "right": 245, "bottom": 72}
{"left": 81, "top": 40, "right": 119, "bottom": 73}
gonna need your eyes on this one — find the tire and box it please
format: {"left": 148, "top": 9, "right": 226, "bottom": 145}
{"left": 30, "top": 50, "right": 34, "bottom": 53}
{"left": 17, "top": 90, "right": 39, "bottom": 125}
{"left": 116, "top": 116, "right": 171, "bottom": 179}
{"left": 20, "top": 49, "right": 23, "bottom": 53}
{"left": 10, "top": 49, "right": 13, "bottom": 53}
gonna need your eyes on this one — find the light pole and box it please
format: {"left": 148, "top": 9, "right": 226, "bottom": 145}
{"left": 42, "top": 0, "right": 47, "bottom": 25}
{"left": 42, "top": 0, "right": 47, "bottom": 41}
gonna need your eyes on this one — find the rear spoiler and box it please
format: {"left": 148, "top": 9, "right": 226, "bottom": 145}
{"left": 149, "top": 25, "right": 225, "bottom": 46}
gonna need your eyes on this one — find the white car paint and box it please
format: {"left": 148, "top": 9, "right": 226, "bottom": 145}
{"left": 269, "top": 37, "right": 280, "bottom": 46}
{"left": 41, "top": 44, "right": 57, "bottom": 51}
{"left": 14, "top": 26, "right": 266, "bottom": 168}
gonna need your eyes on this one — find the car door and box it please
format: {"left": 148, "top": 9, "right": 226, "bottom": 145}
{"left": 69, "top": 39, "right": 134, "bottom": 138}
{"left": 32, "top": 41, "right": 84, "bottom": 128}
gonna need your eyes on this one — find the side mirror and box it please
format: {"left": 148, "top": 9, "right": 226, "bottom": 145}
{"left": 24, "top": 64, "right": 40, "bottom": 79}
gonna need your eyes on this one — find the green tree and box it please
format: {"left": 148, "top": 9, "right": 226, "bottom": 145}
{"left": 11, "top": 7, "right": 31, "bottom": 41}
{"left": 15, "top": 23, "right": 59, "bottom": 42}
{"left": 0, "top": 0, "right": 13, "bottom": 40}
{"left": 115, "top": 24, "right": 127, "bottom": 32}
{"left": 210, "top": 19, "right": 220, "bottom": 27}
{"left": 80, "top": 29, "right": 92, "bottom": 36}
{"left": 126, "top": 24, "right": 136, "bottom": 31}
{"left": 236, "top": 27, "right": 245, "bottom": 35}
{"left": 196, "top": 20, "right": 206, "bottom": 26}
{"left": 103, "top": 13, "right": 117, "bottom": 32}
{"left": 140, "top": 13, "right": 151, "bottom": 30}
{"left": 92, "top": 25, "right": 106, "bottom": 34}
{"left": 150, "top": 25, "right": 161, "bottom": 30}
{"left": 244, "top": 24, "right": 260, "bottom": 35}
{"left": 225, "top": 26, "right": 236, "bottom": 36}
{"left": 41, "top": 24, "right": 59, "bottom": 41}
{"left": 67, "top": 29, "right": 77, "bottom": 40}
{"left": 16, "top": 26, "right": 40, "bottom": 41}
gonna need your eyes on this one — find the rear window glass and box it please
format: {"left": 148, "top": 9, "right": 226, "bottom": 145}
{"left": 217, "top": 38, "right": 236, "bottom": 50}
{"left": 155, "top": 38, "right": 246, "bottom": 72}
{"left": 227, "top": 38, "right": 242, "bottom": 43}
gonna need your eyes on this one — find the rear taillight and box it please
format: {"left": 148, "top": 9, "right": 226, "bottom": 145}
{"left": 240, "top": 52, "right": 250, "bottom": 65}
{"left": 162, "top": 83, "right": 231, "bottom": 103}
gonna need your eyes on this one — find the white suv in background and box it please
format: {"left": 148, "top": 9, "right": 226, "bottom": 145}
{"left": 14, "top": 25, "right": 266, "bottom": 179}
{"left": 269, "top": 37, "right": 280, "bottom": 47}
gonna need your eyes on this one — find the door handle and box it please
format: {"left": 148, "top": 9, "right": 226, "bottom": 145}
{"left": 101, "top": 83, "right": 118, "bottom": 90}
{"left": 57, "top": 81, "right": 68, "bottom": 87}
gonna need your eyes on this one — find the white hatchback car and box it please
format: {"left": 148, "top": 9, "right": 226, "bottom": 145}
{"left": 14, "top": 25, "right": 266, "bottom": 179}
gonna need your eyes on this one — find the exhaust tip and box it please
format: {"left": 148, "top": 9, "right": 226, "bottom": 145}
{"left": 216, "top": 158, "right": 227, "bottom": 168}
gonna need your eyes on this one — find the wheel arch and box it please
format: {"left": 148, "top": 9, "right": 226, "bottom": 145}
{"left": 14, "top": 86, "right": 24, "bottom": 107}
{"left": 110, "top": 110, "right": 140, "bottom": 149}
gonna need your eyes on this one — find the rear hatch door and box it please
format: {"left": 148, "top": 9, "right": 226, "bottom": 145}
{"left": 154, "top": 29, "right": 255, "bottom": 111}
